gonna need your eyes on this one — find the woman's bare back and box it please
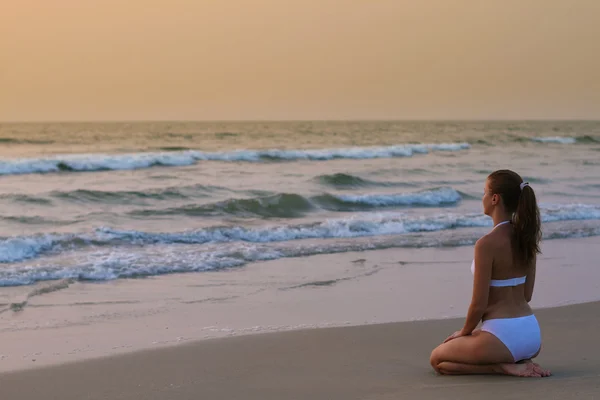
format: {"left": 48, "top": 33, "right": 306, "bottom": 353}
{"left": 482, "top": 224, "right": 534, "bottom": 320}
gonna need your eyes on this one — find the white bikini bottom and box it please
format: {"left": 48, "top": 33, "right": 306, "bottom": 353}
{"left": 480, "top": 314, "right": 541, "bottom": 362}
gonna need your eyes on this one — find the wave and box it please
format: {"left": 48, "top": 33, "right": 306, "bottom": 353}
{"left": 530, "top": 136, "right": 577, "bottom": 144}
{"left": 131, "top": 193, "right": 316, "bottom": 218}
{"left": 2, "top": 203, "right": 600, "bottom": 265}
{"left": 313, "top": 188, "right": 462, "bottom": 210}
{"left": 0, "top": 142, "right": 470, "bottom": 176}
{"left": 314, "top": 173, "right": 414, "bottom": 189}
{"left": 1, "top": 186, "right": 458, "bottom": 215}
{"left": 0, "top": 137, "right": 53, "bottom": 145}
{"left": 1, "top": 187, "right": 463, "bottom": 228}
{"left": 0, "top": 215, "right": 69, "bottom": 225}
{"left": 576, "top": 135, "right": 600, "bottom": 144}
{"left": 540, "top": 203, "right": 600, "bottom": 222}
{"left": 0, "top": 194, "right": 53, "bottom": 205}
{"left": 2, "top": 222, "right": 600, "bottom": 287}
{"left": 0, "top": 235, "right": 63, "bottom": 263}
{"left": 0, "top": 185, "right": 227, "bottom": 208}
{"left": 315, "top": 173, "right": 383, "bottom": 188}
{"left": 129, "top": 188, "right": 462, "bottom": 218}
{"left": 52, "top": 188, "right": 186, "bottom": 203}
{"left": 98, "top": 212, "right": 492, "bottom": 246}
{"left": 511, "top": 135, "right": 599, "bottom": 145}
{"left": 51, "top": 184, "right": 223, "bottom": 204}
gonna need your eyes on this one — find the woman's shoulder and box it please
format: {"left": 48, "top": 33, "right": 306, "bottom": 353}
{"left": 474, "top": 234, "right": 495, "bottom": 255}
{"left": 475, "top": 232, "right": 496, "bottom": 247}
{"left": 475, "top": 231, "right": 506, "bottom": 254}
{"left": 480, "top": 226, "right": 511, "bottom": 244}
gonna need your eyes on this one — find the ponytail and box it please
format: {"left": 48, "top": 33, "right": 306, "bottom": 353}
{"left": 512, "top": 184, "right": 541, "bottom": 267}
{"left": 487, "top": 170, "right": 542, "bottom": 268}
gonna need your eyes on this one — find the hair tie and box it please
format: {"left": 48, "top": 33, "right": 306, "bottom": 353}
{"left": 520, "top": 182, "right": 530, "bottom": 191}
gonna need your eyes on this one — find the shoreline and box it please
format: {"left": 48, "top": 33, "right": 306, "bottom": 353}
{"left": 1, "top": 235, "right": 599, "bottom": 374}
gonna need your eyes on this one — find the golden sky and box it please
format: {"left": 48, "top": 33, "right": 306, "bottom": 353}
{"left": 1, "top": 0, "right": 599, "bottom": 121}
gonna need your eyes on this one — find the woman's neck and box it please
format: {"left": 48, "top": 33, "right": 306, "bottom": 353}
{"left": 491, "top": 212, "right": 512, "bottom": 227}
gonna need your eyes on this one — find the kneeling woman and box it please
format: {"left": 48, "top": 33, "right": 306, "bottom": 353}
{"left": 430, "top": 169, "right": 551, "bottom": 378}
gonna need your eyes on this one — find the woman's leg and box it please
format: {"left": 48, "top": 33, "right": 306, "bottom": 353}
{"left": 430, "top": 331, "right": 551, "bottom": 377}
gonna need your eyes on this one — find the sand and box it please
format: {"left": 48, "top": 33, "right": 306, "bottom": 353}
{"left": 1, "top": 300, "right": 599, "bottom": 399}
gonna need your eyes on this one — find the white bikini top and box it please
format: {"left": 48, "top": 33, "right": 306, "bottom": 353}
{"left": 470, "top": 220, "right": 527, "bottom": 287}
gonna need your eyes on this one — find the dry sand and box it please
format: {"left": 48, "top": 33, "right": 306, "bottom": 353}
{"left": 1, "top": 300, "right": 598, "bottom": 400}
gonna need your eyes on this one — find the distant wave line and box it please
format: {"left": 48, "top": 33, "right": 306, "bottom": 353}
{"left": 0, "top": 142, "right": 470, "bottom": 175}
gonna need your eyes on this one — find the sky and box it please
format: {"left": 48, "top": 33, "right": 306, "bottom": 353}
{"left": 1, "top": 0, "right": 599, "bottom": 121}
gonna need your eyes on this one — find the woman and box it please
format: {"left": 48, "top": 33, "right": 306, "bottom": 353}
{"left": 430, "top": 169, "right": 551, "bottom": 377}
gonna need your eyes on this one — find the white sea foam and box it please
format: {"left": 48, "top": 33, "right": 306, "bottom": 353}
{"left": 2, "top": 221, "right": 600, "bottom": 286}
{"left": 540, "top": 203, "right": 600, "bottom": 222}
{"left": 95, "top": 212, "right": 491, "bottom": 244}
{"left": 0, "top": 143, "right": 470, "bottom": 175}
{"left": 334, "top": 188, "right": 462, "bottom": 206}
{"left": 2, "top": 203, "right": 600, "bottom": 266}
{"left": 531, "top": 136, "right": 577, "bottom": 144}
{"left": 0, "top": 234, "right": 64, "bottom": 263}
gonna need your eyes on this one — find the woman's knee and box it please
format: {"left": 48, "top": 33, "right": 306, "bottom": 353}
{"left": 430, "top": 347, "right": 442, "bottom": 372}
{"left": 429, "top": 337, "right": 486, "bottom": 368}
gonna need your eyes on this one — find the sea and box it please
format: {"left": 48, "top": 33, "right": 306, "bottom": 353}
{"left": 1, "top": 121, "right": 599, "bottom": 288}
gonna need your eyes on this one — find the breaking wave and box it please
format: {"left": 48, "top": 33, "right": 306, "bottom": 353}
{"left": 2, "top": 203, "right": 600, "bottom": 265}
{"left": 0, "top": 142, "right": 470, "bottom": 176}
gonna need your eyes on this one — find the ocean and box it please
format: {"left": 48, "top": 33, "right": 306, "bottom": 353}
{"left": 1, "top": 120, "right": 599, "bottom": 287}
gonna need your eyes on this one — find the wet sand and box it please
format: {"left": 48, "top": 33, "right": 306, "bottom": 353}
{"left": 1, "top": 300, "right": 598, "bottom": 399}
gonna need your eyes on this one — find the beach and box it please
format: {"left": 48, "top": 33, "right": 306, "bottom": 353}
{"left": 1, "top": 236, "right": 600, "bottom": 398}
{"left": 1, "top": 236, "right": 599, "bottom": 372}
{"left": 1, "top": 121, "right": 600, "bottom": 397}
{"left": 1, "top": 299, "right": 599, "bottom": 399}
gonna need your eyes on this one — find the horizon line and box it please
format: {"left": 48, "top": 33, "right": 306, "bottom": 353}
{"left": 1, "top": 118, "right": 599, "bottom": 124}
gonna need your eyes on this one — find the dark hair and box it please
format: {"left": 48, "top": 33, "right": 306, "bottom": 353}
{"left": 487, "top": 169, "right": 541, "bottom": 268}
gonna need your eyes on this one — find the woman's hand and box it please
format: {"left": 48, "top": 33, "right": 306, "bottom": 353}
{"left": 443, "top": 330, "right": 468, "bottom": 343}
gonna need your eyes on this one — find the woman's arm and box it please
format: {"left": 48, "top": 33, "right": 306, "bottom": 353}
{"left": 524, "top": 255, "right": 536, "bottom": 303}
{"left": 461, "top": 237, "right": 493, "bottom": 335}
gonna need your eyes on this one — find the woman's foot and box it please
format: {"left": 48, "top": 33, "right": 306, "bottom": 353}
{"left": 500, "top": 361, "right": 551, "bottom": 377}
{"left": 522, "top": 358, "right": 552, "bottom": 377}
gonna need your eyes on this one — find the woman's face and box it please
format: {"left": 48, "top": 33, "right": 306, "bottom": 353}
{"left": 482, "top": 179, "right": 494, "bottom": 216}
